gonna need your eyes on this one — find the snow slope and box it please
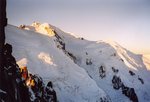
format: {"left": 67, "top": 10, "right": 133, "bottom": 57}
{"left": 5, "top": 22, "right": 150, "bottom": 102}
{"left": 143, "top": 55, "right": 150, "bottom": 70}
{"left": 5, "top": 24, "right": 110, "bottom": 102}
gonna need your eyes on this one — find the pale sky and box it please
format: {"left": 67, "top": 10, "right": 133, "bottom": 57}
{"left": 7, "top": 0, "right": 150, "bottom": 54}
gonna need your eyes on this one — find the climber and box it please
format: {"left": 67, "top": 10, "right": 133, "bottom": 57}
{"left": 20, "top": 66, "right": 28, "bottom": 80}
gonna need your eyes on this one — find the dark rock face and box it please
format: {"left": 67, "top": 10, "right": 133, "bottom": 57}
{"left": 120, "top": 58, "right": 124, "bottom": 62}
{"left": 27, "top": 74, "right": 45, "bottom": 101}
{"left": 99, "top": 66, "right": 106, "bottom": 79}
{"left": 86, "top": 52, "right": 88, "bottom": 55}
{"left": 100, "top": 97, "right": 111, "bottom": 102}
{"left": 27, "top": 74, "right": 57, "bottom": 102}
{"left": 86, "top": 58, "right": 92, "bottom": 65}
{"left": 54, "top": 31, "right": 77, "bottom": 63}
{"left": 19, "top": 25, "right": 26, "bottom": 29}
{"left": 138, "top": 77, "right": 144, "bottom": 84}
{"left": 122, "top": 85, "right": 138, "bottom": 102}
{"left": 112, "top": 75, "right": 122, "bottom": 90}
{"left": 44, "top": 82, "right": 57, "bottom": 102}
{"left": 1, "top": 43, "right": 30, "bottom": 102}
{"left": 55, "top": 31, "right": 81, "bottom": 65}
{"left": 111, "top": 67, "right": 119, "bottom": 74}
{"left": 129, "top": 71, "right": 135, "bottom": 76}
{"left": 111, "top": 53, "right": 117, "bottom": 57}
{"left": 79, "top": 37, "right": 84, "bottom": 40}
{"left": 67, "top": 52, "right": 76, "bottom": 62}
{"left": 54, "top": 31, "right": 65, "bottom": 51}
{"left": 112, "top": 75, "right": 138, "bottom": 102}
{"left": 0, "top": 43, "right": 57, "bottom": 102}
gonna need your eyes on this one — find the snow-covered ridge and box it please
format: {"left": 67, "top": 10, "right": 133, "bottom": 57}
{"left": 6, "top": 22, "right": 150, "bottom": 102}
{"left": 6, "top": 24, "right": 110, "bottom": 102}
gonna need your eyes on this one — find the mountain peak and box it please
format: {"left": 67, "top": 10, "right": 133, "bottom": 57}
{"left": 33, "top": 22, "right": 55, "bottom": 36}
{"left": 19, "top": 22, "right": 55, "bottom": 36}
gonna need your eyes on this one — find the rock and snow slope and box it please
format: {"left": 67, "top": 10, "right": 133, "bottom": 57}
{"left": 6, "top": 24, "right": 110, "bottom": 102}
{"left": 5, "top": 22, "right": 150, "bottom": 102}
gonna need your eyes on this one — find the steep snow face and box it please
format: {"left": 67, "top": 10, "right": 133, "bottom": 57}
{"left": 5, "top": 25, "right": 110, "bottom": 102}
{"left": 55, "top": 34, "right": 150, "bottom": 101}
{"left": 35, "top": 23, "right": 150, "bottom": 102}
{"left": 6, "top": 22, "right": 150, "bottom": 102}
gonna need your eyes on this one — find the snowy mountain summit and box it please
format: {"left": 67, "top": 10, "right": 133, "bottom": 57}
{"left": 5, "top": 22, "right": 150, "bottom": 102}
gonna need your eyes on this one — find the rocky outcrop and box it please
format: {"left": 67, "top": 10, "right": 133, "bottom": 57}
{"left": 138, "top": 77, "right": 144, "bottom": 84}
{"left": 100, "top": 97, "right": 111, "bottom": 102}
{"left": 111, "top": 67, "right": 119, "bottom": 74}
{"left": 54, "top": 31, "right": 77, "bottom": 63}
{"left": 112, "top": 75, "right": 138, "bottom": 102}
{"left": 1, "top": 43, "right": 30, "bottom": 102}
{"left": 44, "top": 82, "right": 57, "bottom": 102}
{"left": 112, "top": 75, "right": 122, "bottom": 90}
{"left": 26, "top": 74, "right": 57, "bottom": 102}
{"left": 99, "top": 65, "right": 106, "bottom": 79}
{"left": 129, "top": 70, "right": 135, "bottom": 76}
{"left": 86, "top": 58, "right": 92, "bottom": 65}
{"left": 122, "top": 85, "right": 138, "bottom": 102}
{"left": 0, "top": 43, "right": 57, "bottom": 102}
